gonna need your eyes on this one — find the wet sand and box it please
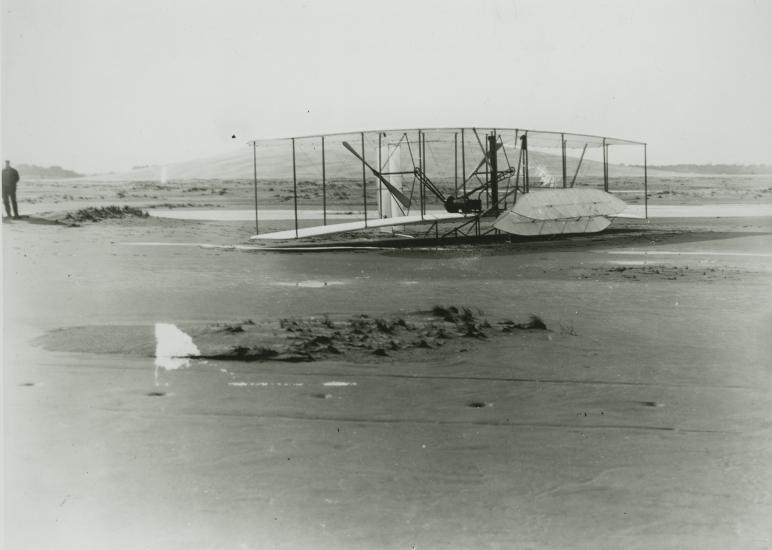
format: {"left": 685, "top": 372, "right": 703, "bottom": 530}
{"left": 3, "top": 188, "right": 772, "bottom": 548}
{"left": 144, "top": 203, "right": 772, "bottom": 222}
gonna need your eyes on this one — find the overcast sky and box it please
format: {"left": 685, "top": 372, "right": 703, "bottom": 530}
{"left": 2, "top": 0, "right": 770, "bottom": 173}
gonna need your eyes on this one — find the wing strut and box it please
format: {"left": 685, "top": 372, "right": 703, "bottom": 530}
{"left": 342, "top": 141, "right": 411, "bottom": 210}
{"left": 569, "top": 144, "right": 588, "bottom": 188}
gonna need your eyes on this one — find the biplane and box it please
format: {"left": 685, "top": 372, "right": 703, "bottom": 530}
{"left": 246, "top": 128, "right": 648, "bottom": 242}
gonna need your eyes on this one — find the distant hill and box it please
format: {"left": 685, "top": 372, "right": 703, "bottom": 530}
{"left": 17, "top": 164, "right": 84, "bottom": 178}
{"left": 632, "top": 164, "right": 772, "bottom": 175}
{"left": 89, "top": 140, "right": 659, "bottom": 184}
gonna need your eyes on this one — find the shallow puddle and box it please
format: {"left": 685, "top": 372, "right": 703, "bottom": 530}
{"left": 228, "top": 382, "right": 304, "bottom": 388}
{"left": 117, "top": 242, "right": 208, "bottom": 247}
{"left": 273, "top": 280, "right": 345, "bottom": 288}
{"left": 607, "top": 260, "right": 650, "bottom": 266}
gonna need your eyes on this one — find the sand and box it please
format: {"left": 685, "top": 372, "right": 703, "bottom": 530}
{"left": 2, "top": 177, "right": 772, "bottom": 549}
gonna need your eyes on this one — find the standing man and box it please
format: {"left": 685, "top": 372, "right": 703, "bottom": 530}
{"left": 3, "top": 160, "right": 20, "bottom": 219}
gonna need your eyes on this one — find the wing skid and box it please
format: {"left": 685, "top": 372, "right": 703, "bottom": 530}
{"left": 252, "top": 212, "right": 465, "bottom": 240}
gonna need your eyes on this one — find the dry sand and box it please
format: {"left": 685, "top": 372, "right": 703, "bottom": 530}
{"left": 2, "top": 178, "right": 772, "bottom": 549}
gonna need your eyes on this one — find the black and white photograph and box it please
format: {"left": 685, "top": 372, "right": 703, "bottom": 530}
{"left": 2, "top": 1, "right": 771, "bottom": 548}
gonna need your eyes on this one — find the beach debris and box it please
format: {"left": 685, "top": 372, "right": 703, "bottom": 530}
{"left": 183, "top": 306, "right": 548, "bottom": 364}
{"left": 312, "top": 393, "right": 333, "bottom": 399}
{"left": 592, "top": 264, "right": 733, "bottom": 281}
{"left": 211, "top": 322, "right": 246, "bottom": 333}
{"left": 198, "top": 345, "right": 314, "bottom": 363}
{"left": 431, "top": 305, "right": 491, "bottom": 338}
{"left": 514, "top": 314, "right": 548, "bottom": 331}
{"left": 499, "top": 314, "right": 548, "bottom": 332}
{"left": 62, "top": 205, "right": 149, "bottom": 223}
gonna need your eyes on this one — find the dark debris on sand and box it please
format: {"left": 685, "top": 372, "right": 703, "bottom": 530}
{"left": 576, "top": 264, "right": 741, "bottom": 282}
{"left": 499, "top": 314, "right": 548, "bottom": 332}
{"left": 63, "top": 205, "right": 149, "bottom": 224}
{"left": 196, "top": 306, "right": 549, "bottom": 363}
